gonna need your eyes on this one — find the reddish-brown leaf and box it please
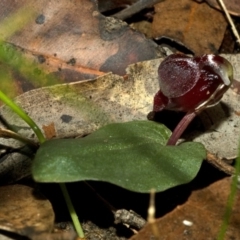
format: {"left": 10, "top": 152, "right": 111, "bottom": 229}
{"left": 130, "top": 177, "right": 240, "bottom": 240}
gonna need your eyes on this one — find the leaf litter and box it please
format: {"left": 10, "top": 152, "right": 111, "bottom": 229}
{"left": 1, "top": 54, "right": 240, "bottom": 183}
{"left": 0, "top": 0, "right": 240, "bottom": 239}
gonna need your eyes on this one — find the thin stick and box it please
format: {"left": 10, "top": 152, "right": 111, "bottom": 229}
{"left": 217, "top": 0, "right": 240, "bottom": 44}
{"left": 112, "top": 0, "right": 163, "bottom": 20}
{"left": 206, "top": 151, "right": 235, "bottom": 175}
{"left": 0, "top": 127, "right": 38, "bottom": 148}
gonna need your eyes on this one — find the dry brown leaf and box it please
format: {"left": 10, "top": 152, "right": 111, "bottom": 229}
{"left": 152, "top": 0, "right": 227, "bottom": 55}
{"left": 130, "top": 177, "right": 240, "bottom": 240}
{"left": 0, "top": 0, "right": 158, "bottom": 96}
{"left": 0, "top": 184, "right": 54, "bottom": 239}
{"left": 0, "top": 59, "right": 160, "bottom": 142}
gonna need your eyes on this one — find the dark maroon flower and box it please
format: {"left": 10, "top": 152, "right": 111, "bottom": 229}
{"left": 153, "top": 54, "right": 233, "bottom": 145}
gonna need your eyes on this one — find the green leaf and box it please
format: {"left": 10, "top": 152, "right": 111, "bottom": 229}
{"left": 32, "top": 121, "right": 206, "bottom": 193}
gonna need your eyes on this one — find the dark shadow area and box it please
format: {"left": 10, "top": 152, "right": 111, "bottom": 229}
{"left": 74, "top": 161, "right": 227, "bottom": 220}
{"left": 37, "top": 182, "right": 133, "bottom": 239}
{"left": 100, "top": 4, "right": 154, "bottom": 24}
{"left": 148, "top": 110, "right": 199, "bottom": 133}
{"left": 100, "top": 7, "right": 127, "bottom": 17}
{"left": 0, "top": 230, "right": 29, "bottom": 240}
{"left": 154, "top": 36, "right": 194, "bottom": 55}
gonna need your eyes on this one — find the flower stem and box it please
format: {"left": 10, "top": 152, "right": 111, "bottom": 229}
{"left": 167, "top": 111, "right": 197, "bottom": 145}
{"left": 60, "top": 183, "right": 85, "bottom": 239}
{"left": 0, "top": 90, "right": 45, "bottom": 144}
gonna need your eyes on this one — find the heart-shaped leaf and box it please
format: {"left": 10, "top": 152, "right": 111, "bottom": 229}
{"left": 32, "top": 121, "right": 206, "bottom": 193}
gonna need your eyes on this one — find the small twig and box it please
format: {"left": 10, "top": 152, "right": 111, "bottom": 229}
{"left": 112, "top": 0, "right": 163, "bottom": 20}
{"left": 0, "top": 127, "right": 38, "bottom": 148}
{"left": 217, "top": 0, "right": 240, "bottom": 44}
{"left": 206, "top": 151, "right": 235, "bottom": 175}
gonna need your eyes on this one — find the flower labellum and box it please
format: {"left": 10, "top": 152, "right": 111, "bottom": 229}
{"left": 153, "top": 54, "right": 233, "bottom": 145}
{"left": 154, "top": 54, "right": 233, "bottom": 113}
